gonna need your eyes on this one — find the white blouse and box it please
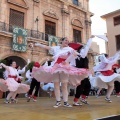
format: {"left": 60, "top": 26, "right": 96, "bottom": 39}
{"left": 8, "top": 67, "right": 18, "bottom": 76}
{"left": 50, "top": 46, "right": 75, "bottom": 66}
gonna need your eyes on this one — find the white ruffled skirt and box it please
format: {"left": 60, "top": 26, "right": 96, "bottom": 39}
{"left": 0, "top": 78, "right": 30, "bottom": 93}
{"left": 32, "top": 63, "right": 90, "bottom": 86}
{"left": 91, "top": 73, "right": 120, "bottom": 89}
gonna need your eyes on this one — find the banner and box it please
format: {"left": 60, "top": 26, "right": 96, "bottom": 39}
{"left": 48, "top": 35, "right": 59, "bottom": 54}
{"left": 12, "top": 27, "right": 27, "bottom": 52}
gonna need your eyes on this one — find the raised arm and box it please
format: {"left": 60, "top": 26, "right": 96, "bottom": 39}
{"left": 0, "top": 63, "right": 9, "bottom": 71}
{"left": 100, "top": 51, "right": 120, "bottom": 64}
{"left": 18, "top": 66, "right": 26, "bottom": 74}
{"left": 29, "top": 42, "right": 52, "bottom": 51}
{"left": 79, "top": 35, "right": 95, "bottom": 58}
{"left": 18, "top": 59, "right": 30, "bottom": 74}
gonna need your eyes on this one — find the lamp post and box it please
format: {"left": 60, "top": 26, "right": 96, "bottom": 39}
{"left": 35, "top": 16, "right": 39, "bottom": 38}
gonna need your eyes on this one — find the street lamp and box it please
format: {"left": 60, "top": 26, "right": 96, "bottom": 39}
{"left": 35, "top": 16, "right": 39, "bottom": 38}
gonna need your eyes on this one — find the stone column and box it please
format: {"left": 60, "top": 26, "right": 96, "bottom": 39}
{"left": 0, "top": 0, "right": 2, "bottom": 19}
{"left": 85, "top": 15, "right": 92, "bottom": 40}
{"left": 33, "top": 0, "right": 40, "bottom": 31}
{"left": 61, "top": 3, "right": 70, "bottom": 37}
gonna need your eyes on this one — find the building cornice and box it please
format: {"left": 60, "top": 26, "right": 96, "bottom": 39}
{"left": 58, "top": 0, "right": 87, "bottom": 13}
{"left": 101, "top": 9, "right": 120, "bottom": 19}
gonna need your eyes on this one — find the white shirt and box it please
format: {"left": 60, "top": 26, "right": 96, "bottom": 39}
{"left": 50, "top": 46, "right": 74, "bottom": 66}
{"left": 8, "top": 67, "right": 18, "bottom": 76}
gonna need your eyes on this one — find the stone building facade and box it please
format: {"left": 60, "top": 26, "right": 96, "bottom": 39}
{"left": 101, "top": 9, "right": 120, "bottom": 64}
{"left": 0, "top": 0, "right": 98, "bottom": 68}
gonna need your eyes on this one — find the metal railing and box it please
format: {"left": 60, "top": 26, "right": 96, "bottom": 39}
{"left": 0, "top": 21, "right": 60, "bottom": 41}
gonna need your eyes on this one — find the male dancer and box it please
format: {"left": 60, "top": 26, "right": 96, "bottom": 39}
{"left": 112, "top": 64, "right": 120, "bottom": 97}
{"left": 27, "top": 62, "right": 40, "bottom": 102}
{"left": 69, "top": 43, "right": 91, "bottom": 106}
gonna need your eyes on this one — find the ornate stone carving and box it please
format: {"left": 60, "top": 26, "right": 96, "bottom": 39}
{"left": 7, "top": 0, "right": 28, "bottom": 9}
{"left": 43, "top": 9, "right": 59, "bottom": 20}
{"left": 71, "top": 18, "right": 83, "bottom": 28}
{"left": 61, "top": 8, "right": 70, "bottom": 15}
{"left": 85, "top": 20, "right": 92, "bottom": 26}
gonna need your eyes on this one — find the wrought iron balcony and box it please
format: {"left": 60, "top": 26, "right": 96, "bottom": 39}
{"left": 0, "top": 21, "right": 60, "bottom": 42}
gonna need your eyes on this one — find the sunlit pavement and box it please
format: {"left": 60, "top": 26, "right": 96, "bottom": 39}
{"left": 0, "top": 96, "right": 119, "bottom": 120}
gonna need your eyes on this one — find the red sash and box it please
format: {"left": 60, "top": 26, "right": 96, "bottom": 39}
{"left": 101, "top": 70, "right": 114, "bottom": 76}
{"left": 55, "top": 58, "right": 66, "bottom": 64}
{"left": 8, "top": 75, "right": 17, "bottom": 80}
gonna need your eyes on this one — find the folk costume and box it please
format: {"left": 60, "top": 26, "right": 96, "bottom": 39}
{"left": 27, "top": 62, "right": 41, "bottom": 102}
{"left": 0, "top": 63, "right": 30, "bottom": 103}
{"left": 31, "top": 37, "right": 93, "bottom": 107}
{"left": 69, "top": 43, "right": 91, "bottom": 106}
{"left": 32, "top": 40, "right": 93, "bottom": 86}
{"left": 15, "top": 66, "right": 26, "bottom": 98}
{"left": 93, "top": 53, "right": 120, "bottom": 102}
{"left": 112, "top": 64, "right": 120, "bottom": 97}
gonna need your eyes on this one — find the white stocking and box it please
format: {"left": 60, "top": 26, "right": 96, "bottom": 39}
{"left": 61, "top": 82, "right": 68, "bottom": 102}
{"left": 54, "top": 82, "right": 61, "bottom": 101}
{"left": 106, "top": 85, "right": 114, "bottom": 98}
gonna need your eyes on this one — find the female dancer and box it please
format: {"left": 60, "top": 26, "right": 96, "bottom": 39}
{"left": 15, "top": 61, "right": 30, "bottom": 99}
{"left": 93, "top": 53, "right": 120, "bottom": 102}
{"left": 0, "top": 61, "right": 30, "bottom": 103}
{"left": 29, "top": 36, "right": 94, "bottom": 108}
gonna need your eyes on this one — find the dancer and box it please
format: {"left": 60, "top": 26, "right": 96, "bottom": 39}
{"left": 112, "top": 64, "right": 120, "bottom": 97}
{"left": 68, "top": 43, "right": 91, "bottom": 106}
{"left": 41, "top": 60, "right": 55, "bottom": 98}
{"left": 24, "top": 61, "right": 35, "bottom": 85}
{"left": 24, "top": 66, "right": 33, "bottom": 98}
{"left": 29, "top": 36, "right": 94, "bottom": 108}
{"left": 0, "top": 61, "right": 30, "bottom": 103}
{"left": 92, "top": 72, "right": 102, "bottom": 98}
{"left": 27, "top": 62, "right": 40, "bottom": 102}
{"left": 41, "top": 82, "right": 54, "bottom": 98}
{"left": 15, "top": 65, "right": 26, "bottom": 99}
{"left": 114, "top": 81, "right": 120, "bottom": 97}
{"left": 15, "top": 59, "right": 30, "bottom": 99}
{"left": 93, "top": 53, "right": 120, "bottom": 102}
{"left": 25, "top": 69, "right": 32, "bottom": 85}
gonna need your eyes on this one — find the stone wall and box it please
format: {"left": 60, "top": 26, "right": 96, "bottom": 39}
{"left": 0, "top": 0, "right": 92, "bottom": 41}
{"left": 0, "top": 0, "right": 96, "bottom": 69}
{"left": 0, "top": 32, "right": 50, "bottom": 64}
